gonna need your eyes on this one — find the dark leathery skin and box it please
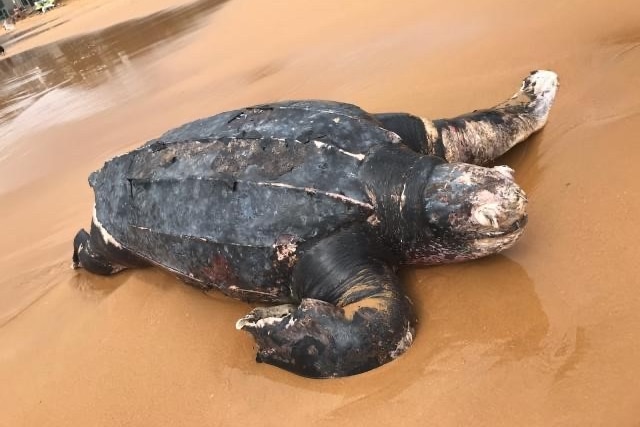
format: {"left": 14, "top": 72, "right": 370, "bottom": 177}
{"left": 146, "top": 100, "right": 402, "bottom": 154}
{"left": 245, "top": 227, "right": 413, "bottom": 378}
{"left": 360, "top": 144, "right": 445, "bottom": 261}
{"left": 88, "top": 101, "right": 405, "bottom": 303}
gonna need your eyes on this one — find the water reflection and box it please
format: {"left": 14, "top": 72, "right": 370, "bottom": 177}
{"left": 409, "top": 255, "right": 549, "bottom": 363}
{"left": 0, "top": 0, "right": 230, "bottom": 126}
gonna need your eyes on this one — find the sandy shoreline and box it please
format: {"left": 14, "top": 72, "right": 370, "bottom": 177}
{"left": 0, "top": 0, "right": 198, "bottom": 55}
{"left": 1, "top": 0, "right": 640, "bottom": 425}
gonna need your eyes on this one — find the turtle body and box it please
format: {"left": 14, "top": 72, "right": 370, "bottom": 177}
{"left": 87, "top": 101, "right": 416, "bottom": 303}
{"left": 73, "top": 71, "right": 559, "bottom": 378}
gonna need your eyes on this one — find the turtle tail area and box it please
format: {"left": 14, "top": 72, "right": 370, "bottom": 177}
{"left": 72, "top": 224, "right": 148, "bottom": 275}
{"left": 236, "top": 228, "right": 415, "bottom": 378}
{"left": 72, "top": 229, "right": 125, "bottom": 275}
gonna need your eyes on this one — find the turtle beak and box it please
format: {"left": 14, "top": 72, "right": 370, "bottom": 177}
{"left": 472, "top": 214, "right": 528, "bottom": 255}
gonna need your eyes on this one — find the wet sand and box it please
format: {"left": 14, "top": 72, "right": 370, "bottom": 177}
{"left": 1, "top": 0, "right": 640, "bottom": 425}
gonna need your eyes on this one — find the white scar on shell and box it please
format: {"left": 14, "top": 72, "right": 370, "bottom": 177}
{"left": 256, "top": 182, "right": 373, "bottom": 210}
{"left": 92, "top": 205, "right": 123, "bottom": 248}
{"left": 313, "top": 140, "right": 365, "bottom": 161}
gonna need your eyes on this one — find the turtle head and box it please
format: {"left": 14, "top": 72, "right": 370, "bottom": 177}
{"left": 410, "top": 163, "right": 528, "bottom": 263}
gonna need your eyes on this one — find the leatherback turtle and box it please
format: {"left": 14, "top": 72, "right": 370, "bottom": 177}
{"left": 73, "top": 70, "right": 558, "bottom": 378}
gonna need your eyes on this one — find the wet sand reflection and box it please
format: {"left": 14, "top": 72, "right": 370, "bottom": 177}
{"left": 0, "top": 0, "right": 230, "bottom": 125}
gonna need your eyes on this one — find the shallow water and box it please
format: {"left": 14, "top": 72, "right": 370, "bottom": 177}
{"left": 1, "top": 0, "right": 640, "bottom": 425}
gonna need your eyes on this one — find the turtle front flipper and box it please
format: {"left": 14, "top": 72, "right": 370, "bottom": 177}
{"left": 236, "top": 228, "right": 414, "bottom": 378}
{"left": 421, "top": 70, "right": 559, "bottom": 165}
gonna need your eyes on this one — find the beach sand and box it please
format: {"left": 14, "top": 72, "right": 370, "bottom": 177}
{"left": 1, "top": 0, "right": 639, "bottom": 425}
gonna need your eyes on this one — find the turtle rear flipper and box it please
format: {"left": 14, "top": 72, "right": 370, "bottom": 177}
{"left": 236, "top": 228, "right": 414, "bottom": 378}
{"left": 377, "top": 70, "right": 558, "bottom": 164}
{"left": 427, "top": 70, "right": 558, "bottom": 165}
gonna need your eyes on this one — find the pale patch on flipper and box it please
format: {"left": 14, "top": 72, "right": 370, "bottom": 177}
{"left": 419, "top": 117, "right": 442, "bottom": 156}
{"left": 440, "top": 121, "right": 505, "bottom": 165}
{"left": 420, "top": 118, "right": 439, "bottom": 142}
{"left": 390, "top": 322, "right": 414, "bottom": 359}
{"left": 92, "top": 205, "right": 123, "bottom": 249}
{"left": 236, "top": 304, "right": 296, "bottom": 330}
{"left": 502, "top": 69, "right": 559, "bottom": 128}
